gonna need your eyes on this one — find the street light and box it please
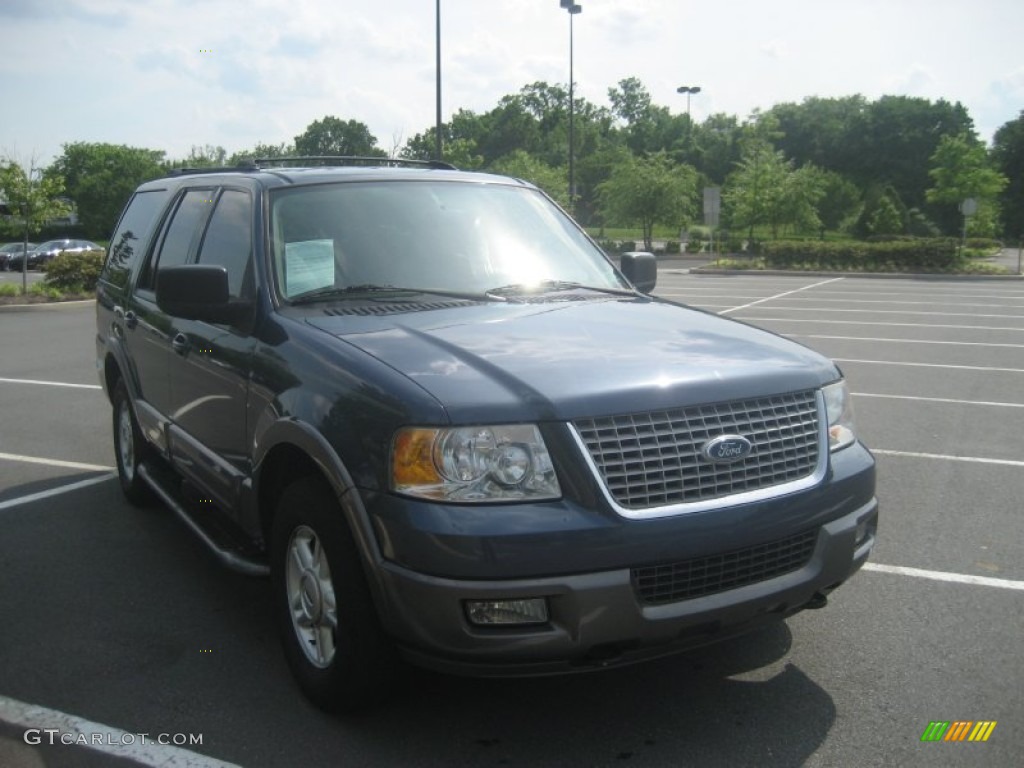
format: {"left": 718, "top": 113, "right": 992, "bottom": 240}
{"left": 676, "top": 85, "right": 702, "bottom": 124}
{"left": 435, "top": 0, "right": 442, "bottom": 160}
{"left": 559, "top": 0, "right": 582, "bottom": 213}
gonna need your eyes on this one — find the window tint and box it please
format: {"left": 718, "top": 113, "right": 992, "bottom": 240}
{"left": 142, "top": 189, "right": 213, "bottom": 288}
{"left": 196, "top": 189, "right": 253, "bottom": 299}
{"left": 103, "top": 189, "right": 171, "bottom": 289}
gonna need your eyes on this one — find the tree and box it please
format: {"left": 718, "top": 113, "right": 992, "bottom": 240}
{"left": 597, "top": 153, "right": 697, "bottom": 250}
{"left": 926, "top": 134, "right": 1008, "bottom": 240}
{"left": 992, "top": 111, "right": 1024, "bottom": 238}
{"left": 48, "top": 143, "right": 165, "bottom": 239}
{"left": 815, "top": 169, "right": 862, "bottom": 236}
{"left": 0, "top": 160, "right": 71, "bottom": 291}
{"left": 165, "top": 144, "right": 228, "bottom": 169}
{"left": 926, "top": 134, "right": 1007, "bottom": 205}
{"left": 227, "top": 141, "right": 295, "bottom": 165}
{"left": 724, "top": 122, "right": 825, "bottom": 240}
{"left": 489, "top": 151, "right": 567, "bottom": 208}
{"left": 293, "top": 116, "right": 385, "bottom": 157}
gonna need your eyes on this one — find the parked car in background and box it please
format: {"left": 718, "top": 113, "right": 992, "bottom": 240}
{"left": 0, "top": 242, "right": 38, "bottom": 270}
{"left": 8, "top": 238, "right": 103, "bottom": 270}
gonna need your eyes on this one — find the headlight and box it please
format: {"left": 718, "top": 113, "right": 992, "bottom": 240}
{"left": 823, "top": 380, "right": 856, "bottom": 452}
{"left": 391, "top": 424, "right": 561, "bottom": 502}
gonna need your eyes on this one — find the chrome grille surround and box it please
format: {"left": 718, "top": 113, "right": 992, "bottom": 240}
{"left": 571, "top": 389, "right": 827, "bottom": 519}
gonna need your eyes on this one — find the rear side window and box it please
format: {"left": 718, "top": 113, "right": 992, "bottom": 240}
{"left": 140, "top": 189, "right": 214, "bottom": 289}
{"left": 102, "top": 189, "right": 171, "bottom": 289}
{"left": 196, "top": 189, "right": 253, "bottom": 300}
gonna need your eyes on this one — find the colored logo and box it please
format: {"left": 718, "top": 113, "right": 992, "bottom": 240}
{"left": 921, "top": 721, "right": 997, "bottom": 742}
{"left": 701, "top": 435, "right": 753, "bottom": 464}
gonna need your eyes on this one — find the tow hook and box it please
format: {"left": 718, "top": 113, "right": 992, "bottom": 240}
{"left": 804, "top": 592, "right": 829, "bottom": 610}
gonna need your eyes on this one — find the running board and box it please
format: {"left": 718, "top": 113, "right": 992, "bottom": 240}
{"left": 138, "top": 462, "right": 269, "bottom": 577}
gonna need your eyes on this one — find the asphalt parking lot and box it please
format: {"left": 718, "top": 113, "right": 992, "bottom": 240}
{"left": 1, "top": 270, "right": 1022, "bottom": 767}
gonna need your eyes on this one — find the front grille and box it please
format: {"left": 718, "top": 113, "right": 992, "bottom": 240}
{"left": 632, "top": 528, "right": 819, "bottom": 604}
{"left": 574, "top": 390, "right": 821, "bottom": 511}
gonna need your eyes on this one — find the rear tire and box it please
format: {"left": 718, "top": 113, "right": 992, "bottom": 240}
{"left": 112, "top": 380, "right": 153, "bottom": 506}
{"left": 271, "top": 476, "right": 397, "bottom": 713}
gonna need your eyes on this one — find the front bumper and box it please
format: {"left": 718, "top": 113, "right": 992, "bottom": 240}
{"left": 375, "top": 494, "right": 878, "bottom": 676}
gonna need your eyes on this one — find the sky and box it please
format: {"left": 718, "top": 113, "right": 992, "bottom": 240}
{"left": 1, "top": 0, "right": 1023, "bottom": 169}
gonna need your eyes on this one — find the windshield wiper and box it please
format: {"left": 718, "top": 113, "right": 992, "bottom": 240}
{"left": 485, "top": 279, "right": 637, "bottom": 300}
{"left": 289, "top": 284, "right": 491, "bottom": 305}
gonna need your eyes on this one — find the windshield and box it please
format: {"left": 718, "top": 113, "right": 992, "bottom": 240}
{"left": 269, "top": 179, "right": 626, "bottom": 300}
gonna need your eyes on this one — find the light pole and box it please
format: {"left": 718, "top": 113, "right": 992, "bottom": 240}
{"left": 435, "top": 0, "right": 442, "bottom": 160}
{"left": 675, "top": 84, "right": 700, "bottom": 145}
{"left": 559, "top": 0, "right": 581, "bottom": 213}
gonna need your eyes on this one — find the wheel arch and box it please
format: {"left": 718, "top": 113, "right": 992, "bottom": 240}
{"left": 253, "top": 420, "right": 391, "bottom": 613}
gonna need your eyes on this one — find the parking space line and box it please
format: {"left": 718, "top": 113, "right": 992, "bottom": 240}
{"left": 790, "top": 334, "right": 1024, "bottom": 349}
{"left": 718, "top": 277, "right": 845, "bottom": 314}
{"left": 0, "top": 474, "right": 115, "bottom": 511}
{"left": 737, "top": 317, "right": 1024, "bottom": 333}
{"left": 833, "top": 358, "right": 1024, "bottom": 374}
{"left": 853, "top": 393, "right": 1024, "bottom": 408}
{"left": 721, "top": 307, "right": 1024, "bottom": 320}
{"left": 0, "top": 694, "right": 241, "bottom": 768}
{"left": 863, "top": 563, "right": 1024, "bottom": 591}
{"left": 0, "top": 377, "right": 102, "bottom": 390}
{"left": 872, "top": 449, "right": 1024, "bottom": 468}
{"left": 0, "top": 452, "right": 114, "bottom": 472}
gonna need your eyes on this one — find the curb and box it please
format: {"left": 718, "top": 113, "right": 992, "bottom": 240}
{"left": 0, "top": 298, "right": 96, "bottom": 312}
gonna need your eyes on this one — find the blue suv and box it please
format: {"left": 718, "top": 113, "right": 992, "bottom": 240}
{"left": 95, "top": 158, "right": 878, "bottom": 712}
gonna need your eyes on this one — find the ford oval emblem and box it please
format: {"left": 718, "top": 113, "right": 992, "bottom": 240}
{"left": 701, "top": 435, "right": 753, "bottom": 463}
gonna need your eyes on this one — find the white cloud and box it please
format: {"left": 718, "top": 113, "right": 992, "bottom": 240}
{"left": 2, "top": 0, "right": 1024, "bottom": 162}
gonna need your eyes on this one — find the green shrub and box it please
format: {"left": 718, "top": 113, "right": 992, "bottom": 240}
{"left": 43, "top": 250, "right": 105, "bottom": 291}
{"left": 665, "top": 240, "right": 680, "bottom": 254}
{"left": 760, "top": 238, "right": 962, "bottom": 272}
{"left": 617, "top": 240, "right": 637, "bottom": 252}
{"left": 964, "top": 238, "right": 1002, "bottom": 251}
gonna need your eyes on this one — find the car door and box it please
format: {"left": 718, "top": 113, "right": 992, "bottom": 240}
{"left": 122, "top": 187, "right": 214, "bottom": 452}
{"left": 163, "top": 187, "right": 256, "bottom": 514}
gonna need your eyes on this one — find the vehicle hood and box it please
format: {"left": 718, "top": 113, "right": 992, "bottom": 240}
{"left": 304, "top": 297, "right": 838, "bottom": 423}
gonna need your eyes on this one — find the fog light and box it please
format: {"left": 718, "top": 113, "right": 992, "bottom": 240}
{"left": 855, "top": 517, "right": 874, "bottom": 546}
{"left": 465, "top": 598, "right": 549, "bottom": 626}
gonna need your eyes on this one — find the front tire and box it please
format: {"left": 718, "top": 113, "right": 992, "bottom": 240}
{"left": 271, "top": 476, "right": 396, "bottom": 713}
{"left": 112, "top": 380, "right": 153, "bottom": 505}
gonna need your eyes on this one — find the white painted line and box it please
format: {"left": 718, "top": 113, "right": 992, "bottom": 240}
{"left": 863, "top": 563, "right": 1024, "bottom": 592}
{"left": 723, "top": 306, "right": 1024, "bottom": 320}
{"left": 750, "top": 297, "right": 1024, "bottom": 309}
{"left": 737, "top": 317, "right": 1024, "bottom": 333}
{"left": 872, "top": 449, "right": 1024, "bottom": 468}
{"left": 833, "top": 358, "right": 1024, "bottom": 374}
{"left": 0, "top": 376, "right": 102, "bottom": 390}
{"left": 0, "top": 474, "right": 115, "bottom": 511}
{"left": 718, "top": 277, "right": 845, "bottom": 314}
{"left": 0, "top": 694, "right": 241, "bottom": 768}
{"left": 853, "top": 392, "right": 1024, "bottom": 408}
{"left": 790, "top": 334, "right": 1024, "bottom": 349}
{"left": 0, "top": 452, "right": 115, "bottom": 472}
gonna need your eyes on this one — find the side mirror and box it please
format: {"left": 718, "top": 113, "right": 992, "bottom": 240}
{"left": 620, "top": 251, "right": 657, "bottom": 293}
{"left": 156, "top": 265, "right": 251, "bottom": 324}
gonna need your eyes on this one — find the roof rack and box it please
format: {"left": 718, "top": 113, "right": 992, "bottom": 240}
{"left": 253, "top": 155, "right": 457, "bottom": 170}
{"left": 165, "top": 160, "right": 259, "bottom": 177}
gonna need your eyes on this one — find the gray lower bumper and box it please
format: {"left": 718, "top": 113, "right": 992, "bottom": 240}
{"left": 376, "top": 497, "right": 879, "bottom": 676}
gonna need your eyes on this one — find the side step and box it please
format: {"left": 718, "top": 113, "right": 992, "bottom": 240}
{"left": 138, "top": 462, "right": 269, "bottom": 577}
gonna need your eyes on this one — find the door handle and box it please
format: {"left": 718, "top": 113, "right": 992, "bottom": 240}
{"left": 124, "top": 310, "right": 138, "bottom": 330}
{"left": 171, "top": 333, "right": 190, "bottom": 356}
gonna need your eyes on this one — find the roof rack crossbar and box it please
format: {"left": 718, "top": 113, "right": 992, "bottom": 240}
{"left": 253, "top": 155, "right": 456, "bottom": 170}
